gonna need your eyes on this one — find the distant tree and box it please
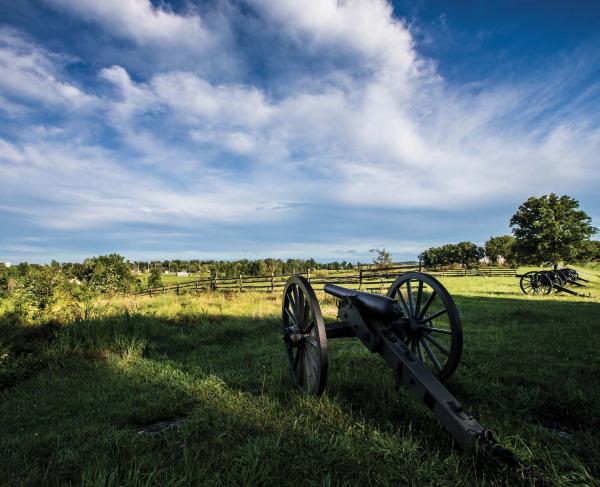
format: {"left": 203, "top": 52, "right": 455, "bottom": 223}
{"left": 369, "top": 248, "right": 393, "bottom": 267}
{"left": 510, "top": 194, "right": 597, "bottom": 268}
{"left": 84, "top": 254, "right": 134, "bottom": 294}
{"left": 419, "top": 242, "right": 482, "bottom": 268}
{"left": 13, "top": 266, "right": 62, "bottom": 320}
{"left": 148, "top": 267, "right": 163, "bottom": 289}
{"left": 454, "top": 241, "right": 484, "bottom": 267}
{"left": 484, "top": 235, "right": 516, "bottom": 264}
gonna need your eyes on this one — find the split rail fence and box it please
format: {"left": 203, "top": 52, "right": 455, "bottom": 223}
{"left": 133, "top": 264, "right": 517, "bottom": 297}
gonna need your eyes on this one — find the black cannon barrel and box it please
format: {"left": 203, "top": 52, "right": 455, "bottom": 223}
{"left": 324, "top": 283, "right": 401, "bottom": 319}
{"left": 323, "top": 283, "right": 357, "bottom": 299}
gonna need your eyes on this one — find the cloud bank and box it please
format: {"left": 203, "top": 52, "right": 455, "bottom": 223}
{"left": 0, "top": 0, "right": 599, "bottom": 261}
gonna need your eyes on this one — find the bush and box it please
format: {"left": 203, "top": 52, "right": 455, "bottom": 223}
{"left": 13, "top": 267, "right": 62, "bottom": 322}
{"left": 148, "top": 268, "right": 163, "bottom": 289}
{"left": 84, "top": 254, "right": 134, "bottom": 295}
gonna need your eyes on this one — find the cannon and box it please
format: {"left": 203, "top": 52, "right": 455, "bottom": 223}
{"left": 280, "top": 272, "right": 509, "bottom": 453}
{"left": 518, "top": 268, "right": 589, "bottom": 296}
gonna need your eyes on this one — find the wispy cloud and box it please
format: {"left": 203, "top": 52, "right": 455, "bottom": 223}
{"left": 0, "top": 27, "right": 97, "bottom": 109}
{"left": 0, "top": 0, "right": 599, "bottom": 262}
{"left": 42, "top": 0, "right": 213, "bottom": 47}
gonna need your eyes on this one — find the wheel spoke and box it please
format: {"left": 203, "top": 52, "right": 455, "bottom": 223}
{"left": 304, "top": 345, "right": 318, "bottom": 371}
{"left": 297, "top": 288, "right": 305, "bottom": 326}
{"left": 414, "top": 281, "right": 424, "bottom": 317}
{"left": 416, "top": 340, "right": 424, "bottom": 362}
{"left": 304, "top": 336, "right": 319, "bottom": 348}
{"left": 285, "top": 307, "right": 298, "bottom": 327}
{"left": 420, "top": 307, "right": 447, "bottom": 323}
{"left": 422, "top": 333, "right": 450, "bottom": 356}
{"left": 417, "top": 290, "right": 437, "bottom": 319}
{"left": 293, "top": 286, "right": 301, "bottom": 321}
{"left": 296, "top": 347, "right": 304, "bottom": 385}
{"left": 303, "top": 318, "right": 315, "bottom": 332}
{"left": 417, "top": 325, "right": 452, "bottom": 335}
{"left": 293, "top": 347, "right": 301, "bottom": 371}
{"left": 303, "top": 299, "right": 311, "bottom": 326}
{"left": 288, "top": 288, "right": 298, "bottom": 321}
{"left": 406, "top": 280, "right": 415, "bottom": 314}
{"left": 396, "top": 287, "right": 411, "bottom": 317}
{"left": 421, "top": 339, "right": 442, "bottom": 371}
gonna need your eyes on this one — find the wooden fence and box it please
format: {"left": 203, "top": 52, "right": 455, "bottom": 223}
{"left": 133, "top": 264, "right": 517, "bottom": 297}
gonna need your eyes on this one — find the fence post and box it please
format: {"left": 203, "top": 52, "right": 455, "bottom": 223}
{"left": 271, "top": 273, "right": 274, "bottom": 293}
{"left": 195, "top": 279, "right": 199, "bottom": 293}
{"left": 359, "top": 267, "right": 363, "bottom": 290}
{"left": 239, "top": 273, "right": 243, "bottom": 292}
{"left": 162, "top": 285, "right": 166, "bottom": 294}
{"left": 307, "top": 268, "right": 311, "bottom": 283}
{"left": 176, "top": 284, "right": 180, "bottom": 295}
{"left": 419, "top": 259, "right": 423, "bottom": 272}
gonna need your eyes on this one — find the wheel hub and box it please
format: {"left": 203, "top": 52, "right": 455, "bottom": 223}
{"left": 284, "top": 325, "right": 303, "bottom": 345}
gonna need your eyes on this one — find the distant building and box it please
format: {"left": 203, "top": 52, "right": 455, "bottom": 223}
{"left": 3, "top": 262, "right": 11, "bottom": 267}
{"left": 176, "top": 271, "right": 190, "bottom": 277}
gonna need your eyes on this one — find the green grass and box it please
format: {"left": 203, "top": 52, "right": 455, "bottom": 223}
{"left": 1, "top": 266, "right": 599, "bottom": 486}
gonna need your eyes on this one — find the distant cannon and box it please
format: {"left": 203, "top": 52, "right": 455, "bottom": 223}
{"left": 518, "top": 268, "right": 589, "bottom": 297}
{"left": 280, "top": 272, "right": 514, "bottom": 458}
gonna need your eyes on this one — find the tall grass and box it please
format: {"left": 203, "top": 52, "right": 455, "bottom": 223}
{"left": 0, "top": 266, "right": 598, "bottom": 485}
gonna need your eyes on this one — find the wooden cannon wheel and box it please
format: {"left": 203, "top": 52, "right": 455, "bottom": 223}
{"left": 520, "top": 271, "right": 553, "bottom": 295}
{"left": 281, "top": 275, "right": 328, "bottom": 395}
{"left": 387, "top": 272, "right": 463, "bottom": 381}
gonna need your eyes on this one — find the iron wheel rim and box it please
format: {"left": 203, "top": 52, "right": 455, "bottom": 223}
{"left": 281, "top": 275, "right": 328, "bottom": 396}
{"left": 387, "top": 272, "right": 463, "bottom": 381}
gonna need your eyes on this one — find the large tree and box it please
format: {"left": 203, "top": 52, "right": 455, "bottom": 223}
{"left": 509, "top": 194, "right": 597, "bottom": 268}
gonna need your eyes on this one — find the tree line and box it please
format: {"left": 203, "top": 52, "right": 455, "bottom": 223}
{"left": 1, "top": 193, "right": 598, "bottom": 307}
{"left": 420, "top": 194, "right": 599, "bottom": 268}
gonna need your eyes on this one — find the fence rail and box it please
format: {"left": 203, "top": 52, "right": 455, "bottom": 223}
{"left": 132, "top": 264, "right": 517, "bottom": 297}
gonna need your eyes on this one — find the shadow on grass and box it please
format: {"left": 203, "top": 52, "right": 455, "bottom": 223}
{"left": 1, "top": 293, "right": 599, "bottom": 485}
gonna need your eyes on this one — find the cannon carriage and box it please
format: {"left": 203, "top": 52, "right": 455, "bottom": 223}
{"left": 518, "top": 268, "right": 589, "bottom": 296}
{"left": 280, "top": 272, "right": 510, "bottom": 454}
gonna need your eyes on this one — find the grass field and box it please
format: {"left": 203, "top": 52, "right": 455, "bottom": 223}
{"left": 1, "top": 266, "right": 599, "bottom": 486}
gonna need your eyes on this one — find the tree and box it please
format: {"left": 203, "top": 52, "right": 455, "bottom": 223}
{"left": 509, "top": 194, "right": 597, "bottom": 268}
{"left": 484, "top": 235, "right": 516, "bottom": 264}
{"left": 148, "top": 267, "right": 163, "bottom": 289}
{"left": 369, "top": 248, "right": 392, "bottom": 267}
{"left": 13, "top": 266, "right": 62, "bottom": 321}
{"left": 419, "top": 242, "right": 482, "bottom": 268}
{"left": 84, "top": 254, "right": 134, "bottom": 294}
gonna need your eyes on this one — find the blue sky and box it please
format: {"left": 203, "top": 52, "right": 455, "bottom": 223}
{"left": 0, "top": 0, "right": 599, "bottom": 264}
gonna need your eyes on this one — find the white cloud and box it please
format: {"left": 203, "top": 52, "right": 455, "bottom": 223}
{"left": 43, "top": 0, "right": 214, "bottom": 47}
{"left": 0, "top": 28, "right": 96, "bottom": 109}
{"left": 1, "top": 0, "right": 599, "bottom": 251}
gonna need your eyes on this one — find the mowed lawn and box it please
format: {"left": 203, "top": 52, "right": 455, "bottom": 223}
{"left": 1, "top": 267, "right": 599, "bottom": 486}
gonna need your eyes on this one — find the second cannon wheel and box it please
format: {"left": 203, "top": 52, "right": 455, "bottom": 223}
{"left": 387, "top": 272, "right": 463, "bottom": 381}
